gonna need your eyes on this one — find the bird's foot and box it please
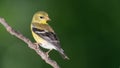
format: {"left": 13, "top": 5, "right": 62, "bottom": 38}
{"left": 33, "top": 43, "right": 39, "bottom": 49}
{"left": 45, "top": 49, "right": 52, "bottom": 57}
{"left": 45, "top": 53, "right": 49, "bottom": 58}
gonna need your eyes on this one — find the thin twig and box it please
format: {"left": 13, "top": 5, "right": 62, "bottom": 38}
{"left": 0, "top": 17, "right": 60, "bottom": 68}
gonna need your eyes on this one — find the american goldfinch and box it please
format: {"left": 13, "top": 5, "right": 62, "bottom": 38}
{"left": 31, "top": 11, "right": 69, "bottom": 59}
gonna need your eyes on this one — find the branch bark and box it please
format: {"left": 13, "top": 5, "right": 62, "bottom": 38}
{"left": 0, "top": 17, "right": 60, "bottom": 68}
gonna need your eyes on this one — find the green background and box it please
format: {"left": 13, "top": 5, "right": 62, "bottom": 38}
{"left": 0, "top": 0, "right": 120, "bottom": 68}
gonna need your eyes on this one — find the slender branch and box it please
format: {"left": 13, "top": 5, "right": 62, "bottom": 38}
{"left": 0, "top": 17, "right": 60, "bottom": 68}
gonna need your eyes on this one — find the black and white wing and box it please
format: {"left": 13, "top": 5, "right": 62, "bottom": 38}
{"left": 32, "top": 27, "right": 61, "bottom": 48}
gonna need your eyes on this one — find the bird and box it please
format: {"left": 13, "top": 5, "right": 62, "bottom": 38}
{"left": 31, "top": 11, "right": 69, "bottom": 59}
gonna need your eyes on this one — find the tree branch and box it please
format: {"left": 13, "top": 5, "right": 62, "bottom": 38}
{"left": 0, "top": 17, "right": 60, "bottom": 68}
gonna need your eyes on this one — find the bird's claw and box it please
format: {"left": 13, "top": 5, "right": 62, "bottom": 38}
{"left": 45, "top": 52, "right": 49, "bottom": 57}
{"left": 33, "top": 43, "right": 39, "bottom": 49}
{"left": 45, "top": 49, "right": 52, "bottom": 58}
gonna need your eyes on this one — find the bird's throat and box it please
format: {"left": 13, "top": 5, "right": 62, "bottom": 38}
{"left": 40, "top": 20, "right": 47, "bottom": 24}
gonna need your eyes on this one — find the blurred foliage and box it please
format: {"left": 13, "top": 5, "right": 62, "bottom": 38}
{"left": 0, "top": 0, "right": 120, "bottom": 68}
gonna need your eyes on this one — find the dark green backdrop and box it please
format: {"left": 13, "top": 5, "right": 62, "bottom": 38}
{"left": 0, "top": 0, "right": 120, "bottom": 68}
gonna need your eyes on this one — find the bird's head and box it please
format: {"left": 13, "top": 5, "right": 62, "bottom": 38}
{"left": 32, "top": 11, "right": 50, "bottom": 24}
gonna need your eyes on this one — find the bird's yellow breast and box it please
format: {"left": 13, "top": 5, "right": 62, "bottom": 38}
{"left": 31, "top": 25, "right": 44, "bottom": 43}
{"left": 31, "top": 31, "right": 44, "bottom": 43}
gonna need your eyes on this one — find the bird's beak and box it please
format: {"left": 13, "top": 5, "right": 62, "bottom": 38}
{"left": 46, "top": 17, "right": 51, "bottom": 21}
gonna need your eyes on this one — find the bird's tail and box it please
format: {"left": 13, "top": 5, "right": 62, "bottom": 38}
{"left": 57, "top": 48, "right": 70, "bottom": 60}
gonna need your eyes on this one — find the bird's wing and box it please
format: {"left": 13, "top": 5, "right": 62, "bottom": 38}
{"left": 32, "top": 23, "right": 61, "bottom": 48}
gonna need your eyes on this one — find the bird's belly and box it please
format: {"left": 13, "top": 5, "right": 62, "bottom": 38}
{"left": 40, "top": 41, "right": 56, "bottom": 50}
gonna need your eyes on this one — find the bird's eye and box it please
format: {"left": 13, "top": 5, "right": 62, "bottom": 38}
{"left": 40, "top": 16, "right": 44, "bottom": 19}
